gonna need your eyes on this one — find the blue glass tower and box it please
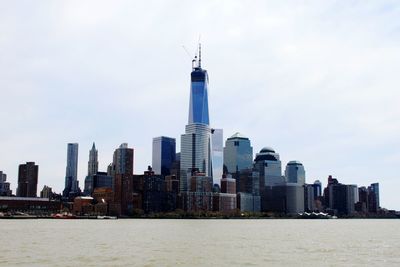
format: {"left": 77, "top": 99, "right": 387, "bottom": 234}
{"left": 152, "top": 136, "right": 176, "bottom": 176}
{"left": 188, "top": 44, "right": 210, "bottom": 125}
{"left": 180, "top": 44, "right": 213, "bottom": 192}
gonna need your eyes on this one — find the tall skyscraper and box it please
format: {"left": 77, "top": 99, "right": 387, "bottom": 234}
{"left": 211, "top": 128, "right": 223, "bottom": 185}
{"left": 88, "top": 142, "right": 98, "bottom": 176}
{"left": 188, "top": 44, "right": 209, "bottom": 125}
{"left": 17, "top": 162, "right": 38, "bottom": 197}
{"left": 110, "top": 143, "right": 134, "bottom": 216}
{"left": 285, "top": 161, "right": 306, "bottom": 185}
{"left": 180, "top": 44, "right": 213, "bottom": 192}
{"left": 152, "top": 136, "right": 176, "bottom": 176}
{"left": 63, "top": 143, "right": 79, "bottom": 198}
{"left": 223, "top": 132, "right": 253, "bottom": 175}
{"left": 112, "top": 143, "right": 134, "bottom": 175}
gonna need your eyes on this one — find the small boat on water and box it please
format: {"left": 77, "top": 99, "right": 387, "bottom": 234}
{"left": 52, "top": 213, "right": 76, "bottom": 219}
{"left": 97, "top": 215, "right": 117, "bottom": 220}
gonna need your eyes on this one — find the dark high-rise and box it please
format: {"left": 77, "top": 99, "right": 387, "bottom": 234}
{"left": 63, "top": 143, "right": 79, "bottom": 198}
{"left": 152, "top": 136, "right": 176, "bottom": 176}
{"left": 110, "top": 143, "right": 134, "bottom": 216}
{"left": 17, "top": 162, "right": 38, "bottom": 197}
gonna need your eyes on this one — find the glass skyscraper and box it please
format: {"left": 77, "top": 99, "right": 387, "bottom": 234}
{"left": 223, "top": 132, "right": 253, "bottom": 174}
{"left": 254, "top": 147, "right": 284, "bottom": 187}
{"left": 180, "top": 45, "right": 213, "bottom": 192}
{"left": 188, "top": 53, "right": 209, "bottom": 125}
{"left": 63, "top": 143, "right": 79, "bottom": 197}
{"left": 152, "top": 136, "right": 176, "bottom": 176}
{"left": 284, "top": 160, "right": 306, "bottom": 185}
{"left": 211, "top": 128, "right": 223, "bottom": 185}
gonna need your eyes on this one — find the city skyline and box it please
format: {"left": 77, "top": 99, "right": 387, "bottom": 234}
{"left": 0, "top": 1, "right": 399, "bottom": 210}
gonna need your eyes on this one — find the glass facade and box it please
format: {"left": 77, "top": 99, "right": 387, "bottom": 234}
{"left": 188, "top": 68, "right": 209, "bottom": 125}
{"left": 64, "top": 143, "right": 79, "bottom": 196}
{"left": 152, "top": 136, "right": 176, "bottom": 176}
{"left": 180, "top": 123, "right": 212, "bottom": 192}
{"left": 223, "top": 133, "right": 253, "bottom": 174}
{"left": 285, "top": 161, "right": 306, "bottom": 185}
{"left": 211, "top": 129, "right": 223, "bottom": 185}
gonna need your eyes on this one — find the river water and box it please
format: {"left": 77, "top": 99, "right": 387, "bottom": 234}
{"left": 0, "top": 219, "right": 399, "bottom": 266}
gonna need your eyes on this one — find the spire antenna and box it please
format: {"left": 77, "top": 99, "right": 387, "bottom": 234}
{"left": 198, "top": 43, "right": 202, "bottom": 68}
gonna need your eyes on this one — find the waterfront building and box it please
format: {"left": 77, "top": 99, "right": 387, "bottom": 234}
{"left": 237, "top": 192, "right": 261, "bottom": 212}
{"left": 183, "top": 172, "right": 214, "bottom": 212}
{"left": 152, "top": 136, "right": 176, "bottom": 176}
{"left": 142, "top": 169, "right": 166, "bottom": 214}
{"left": 109, "top": 143, "right": 134, "bottom": 216}
{"left": 253, "top": 147, "right": 284, "bottom": 211}
{"left": 223, "top": 132, "right": 253, "bottom": 175}
{"left": 304, "top": 184, "right": 315, "bottom": 212}
{"left": 217, "top": 175, "right": 237, "bottom": 213}
{"left": 84, "top": 172, "right": 113, "bottom": 196}
{"left": 221, "top": 174, "right": 236, "bottom": 194}
{"left": 285, "top": 161, "right": 305, "bottom": 185}
{"left": 235, "top": 169, "right": 261, "bottom": 212}
{"left": 0, "top": 171, "right": 12, "bottom": 196}
{"left": 211, "top": 128, "right": 223, "bottom": 185}
{"left": 368, "top": 183, "right": 380, "bottom": 212}
{"left": 180, "top": 47, "right": 212, "bottom": 192}
{"left": 63, "top": 143, "right": 79, "bottom": 198}
{"left": 17, "top": 162, "right": 38, "bottom": 198}
{"left": 264, "top": 183, "right": 305, "bottom": 215}
{"left": 327, "top": 182, "right": 357, "bottom": 216}
{"left": 0, "top": 196, "right": 60, "bottom": 214}
{"left": 165, "top": 175, "right": 179, "bottom": 211}
{"left": 73, "top": 196, "right": 94, "bottom": 215}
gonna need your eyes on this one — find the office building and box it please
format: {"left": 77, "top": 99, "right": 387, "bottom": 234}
{"left": 223, "top": 132, "right": 253, "bottom": 175}
{"left": 142, "top": 169, "right": 166, "bottom": 214}
{"left": 254, "top": 147, "right": 284, "bottom": 187}
{"left": 180, "top": 47, "right": 212, "bottom": 192}
{"left": 17, "top": 162, "right": 38, "bottom": 197}
{"left": 217, "top": 175, "right": 237, "bottom": 213}
{"left": 327, "top": 182, "right": 357, "bottom": 216}
{"left": 285, "top": 161, "right": 305, "bottom": 185}
{"left": 0, "top": 171, "right": 12, "bottom": 196}
{"left": 313, "top": 180, "right": 322, "bottom": 199}
{"left": 211, "top": 128, "right": 223, "bottom": 185}
{"left": 264, "top": 183, "right": 305, "bottom": 215}
{"left": 152, "top": 136, "right": 176, "bottom": 176}
{"left": 63, "top": 143, "right": 79, "bottom": 198}
{"left": 368, "top": 183, "right": 380, "bottom": 213}
{"left": 110, "top": 143, "right": 134, "bottom": 216}
{"left": 304, "top": 184, "right": 315, "bottom": 212}
{"left": 84, "top": 172, "right": 113, "bottom": 196}
{"left": 236, "top": 169, "right": 261, "bottom": 212}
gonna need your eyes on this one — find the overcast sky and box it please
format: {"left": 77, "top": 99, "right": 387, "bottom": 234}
{"left": 0, "top": 1, "right": 399, "bottom": 209}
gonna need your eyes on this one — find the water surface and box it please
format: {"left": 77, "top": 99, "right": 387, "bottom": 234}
{"left": 0, "top": 219, "right": 399, "bottom": 266}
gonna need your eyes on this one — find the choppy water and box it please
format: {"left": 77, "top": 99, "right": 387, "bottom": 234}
{"left": 0, "top": 219, "right": 399, "bottom": 266}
